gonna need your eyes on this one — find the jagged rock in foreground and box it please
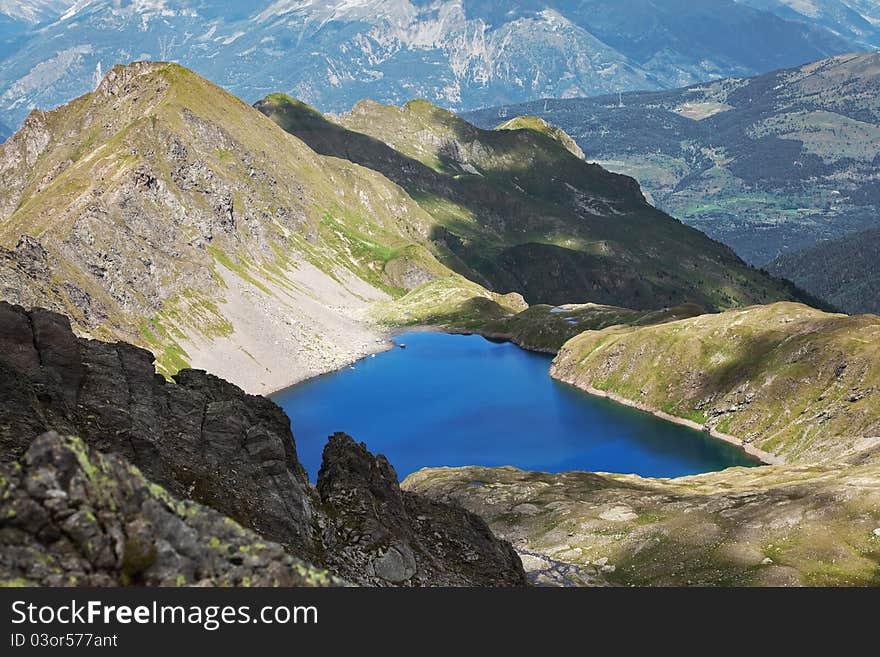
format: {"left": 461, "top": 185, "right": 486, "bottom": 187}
{"left": 317, "top": 434, "right": 525, "bottom": 586}
{"left": 0, "top": 433, "right": 342, "bottom": 587}
{"left": 0, "top": 301, "right": 317, "bottom": 557}
{"left": 404, "top": 453, "right": 880, "bottom": 587}
{"left": 0, "top": 301, "right": 526, "bottom": 586}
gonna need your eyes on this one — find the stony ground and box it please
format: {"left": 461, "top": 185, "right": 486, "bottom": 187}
{"left": 404, "top": 449, "right": 880, "bottom": 586}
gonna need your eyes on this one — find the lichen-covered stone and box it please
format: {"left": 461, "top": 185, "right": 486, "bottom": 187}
{"left": 404, "top": 453, "right": 880, "bottom": 587}
{"left": 0, "top": 433, "right": 343, "bottom": 587}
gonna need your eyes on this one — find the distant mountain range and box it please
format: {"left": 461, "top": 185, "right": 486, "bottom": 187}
{"left": 466, "top": 51, "right": 880, "bottom": 266}
{"left": 1, "top": 0, "right": 879, "bottom": 131}
{"left": 769, "top": 227, "right": 880, "bottom": 314}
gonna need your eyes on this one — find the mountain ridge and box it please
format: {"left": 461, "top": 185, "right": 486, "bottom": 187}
{"left": 1, "top": 61, "right": 809, "bottom": 396}
{"left": 465, "top": 50, "right": 880, "bottom": 265}
{"left": 0, "top": 61, "right": 462, "bottom": 393}
{"left": 1, "top": 0, "right": 878, "bottom": 132}
{"left": 258, "top": 91, "right": 807, "bottom": 311}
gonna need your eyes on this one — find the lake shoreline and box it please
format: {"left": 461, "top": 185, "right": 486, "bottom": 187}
{"left": 268, "top": 324, "right": 781, "bottom": 468}
{"left": 424, "top": 326, "right": 781, "bottom": 467}
{"left": 568, "top": 382, "right": 781, "bottom": 466}
{"left": 267, "top": 323, "right": 543, "bottom": 396}
{"left": 264, "top": 329, "right": 399, "bottom": 396}
{"left": 273, "top": 326, "right": 766, "bottom": 478}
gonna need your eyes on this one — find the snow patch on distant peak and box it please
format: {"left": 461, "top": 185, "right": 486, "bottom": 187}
{"left": 772, "top": 0, "right": 823, "bottom": 20}
{"left": 0, "top": 0, "right": 75, "bottom": 23}
{"left": 255, "top": 0, "right": 384, "bottom": 24}
{"left": 58, "top": 0, "right": 97, "bottom": 21}
{"left": 59, "top": 0, "right": 179, "bottom": 22}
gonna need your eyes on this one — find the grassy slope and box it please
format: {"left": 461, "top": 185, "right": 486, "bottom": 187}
{"left": 496, "top": 115, "right": 586, "bottom": 160}
{"left": 551, "top": 302, "right": 880, "bottom": 463}
{"left": 0, "top": 63, "right": 466, "bottom": 377}
{"left": 257, "top": 94, "right": 804, "bottom": 311}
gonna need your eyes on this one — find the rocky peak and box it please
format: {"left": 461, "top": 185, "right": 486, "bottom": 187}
{"left": 95, "top": 61, "right": 170, "bottom": 99}
{"left": 12, "top": 235, "right": 50, "bottom": 277}
{"left": 0, "top": 62, "right": 462, "bottom": 390}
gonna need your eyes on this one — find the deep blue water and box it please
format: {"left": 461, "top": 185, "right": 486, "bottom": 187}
{"left": 272, "top": 332, "right": 757, "bottom": 480}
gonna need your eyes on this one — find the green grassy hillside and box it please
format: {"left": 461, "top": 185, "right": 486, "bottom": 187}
{"left": 496, "top": 115, "right": 586, "bottom": 160}
{"left": 257, "top": 94, "right": 805, "bottom": 311}
{"left": 551, "top": 302, "right": 880, "bottom": 463}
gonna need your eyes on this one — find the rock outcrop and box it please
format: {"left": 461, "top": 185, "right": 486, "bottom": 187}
{"left": 0, "top": 301, "right": 317, "bottom": 556}
{"left": 0, "top": 301, "right": 527, "bottom": 587}
{"left": 1, "top": 433, "right": 342, "bottom": 587}
{"left": 317, "top": 434, "right": 525, "bottom": 586}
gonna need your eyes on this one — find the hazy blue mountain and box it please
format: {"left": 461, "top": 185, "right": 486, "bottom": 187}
{"left": 465, "top": 51, "right": 880, "bottom": 266}
{"left": 768, "top": 227, "right": 880, "bottom": 315}
{"left": 0, "top": 0, "right": 876, "bottom": 131}
{"left": 738, "top": 0, "right": 880, "bottom": 48}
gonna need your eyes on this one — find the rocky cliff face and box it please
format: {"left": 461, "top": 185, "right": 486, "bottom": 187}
{"left": 0, "top": 301, "right": 317, "bottom": 555}
{"left": 0, "top": 301, "right": 527, "bottom": 587}
{"left": 1, "top": 432, "right": 343, "bottom": 587}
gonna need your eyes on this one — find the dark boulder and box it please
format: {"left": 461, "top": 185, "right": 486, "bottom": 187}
{"left": 0, "top": 301, "right": 316, "bottom": 556}
{"left": 318, "top": 433, "right": 526, "bottom": 586}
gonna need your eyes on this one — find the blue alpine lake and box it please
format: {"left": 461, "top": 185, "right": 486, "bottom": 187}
{"left": 272, "top": 332, "right": 758, "bottom": 480}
